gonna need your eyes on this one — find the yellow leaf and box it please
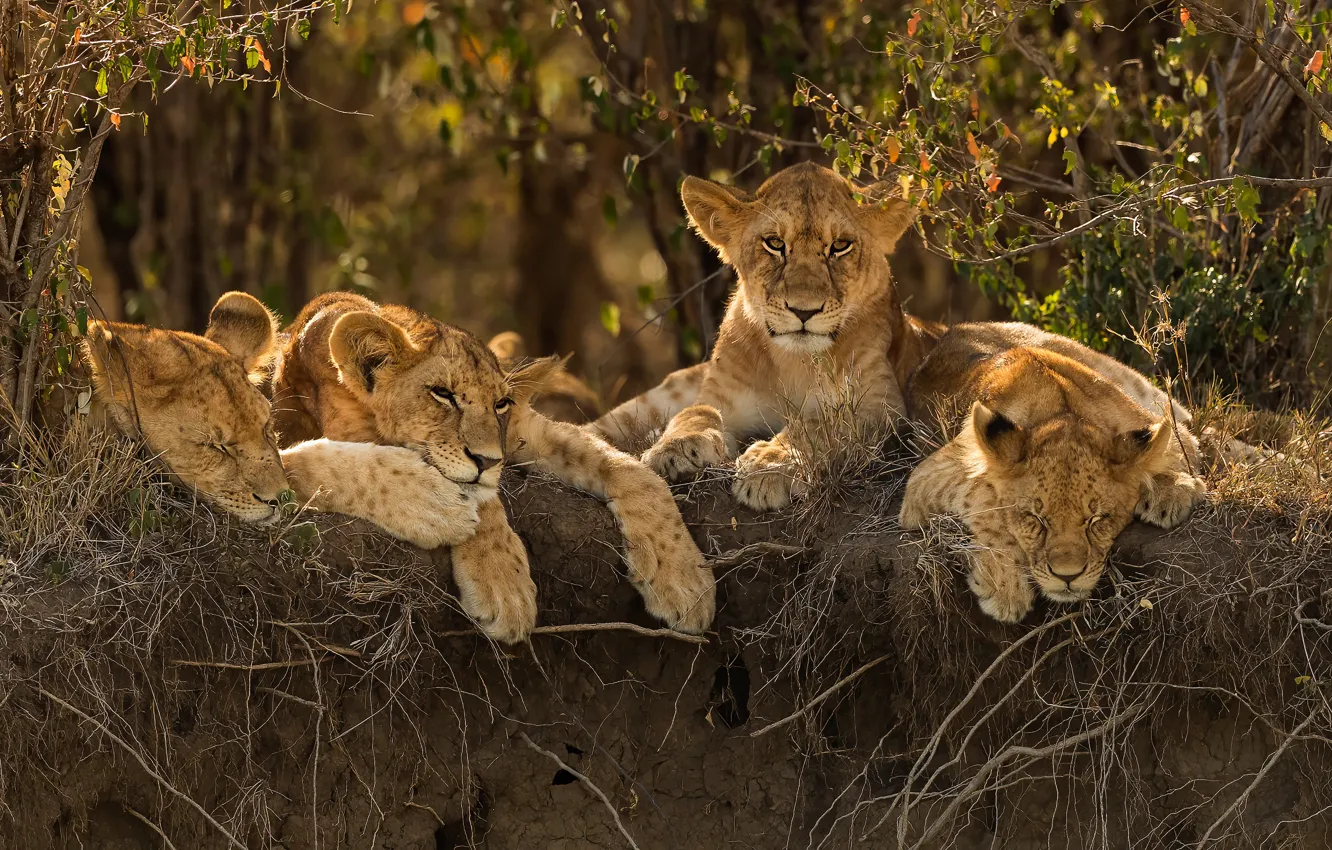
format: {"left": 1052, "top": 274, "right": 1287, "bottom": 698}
{"left": 1047, "top": 126, "right": 1058, "bottom": 147}
{"left": 1059, "top": 126, "right": 1069, "bottom": 139}
{"left": 1321, "top": 122, "right": 1332, "bottom": 142}
{"left": 1139, "top": 598, "right": 1154, "bottom": 610}
{"left": 898, "top": 172, "right": 912, "bottom": 200}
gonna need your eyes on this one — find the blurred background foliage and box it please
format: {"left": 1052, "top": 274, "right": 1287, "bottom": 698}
{"left": 54, "top": 0, "right": 1332, "bottom": 409}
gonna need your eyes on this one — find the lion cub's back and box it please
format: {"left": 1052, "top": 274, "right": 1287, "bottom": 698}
{"left": 906, "top": 322, "right": 1172, "bottom": 433}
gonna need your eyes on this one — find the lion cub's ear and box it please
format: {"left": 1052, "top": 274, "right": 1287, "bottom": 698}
{"left": 504, "top": 354, "right": 567, "bottom": 406}
{"left": 856, "top": 182, "right": 920, "bottom": 254}
{"left": 972, "top": 401, "right": 1027, "bottom": 467}
{"left": 205, "top": 291, "right": 278, "bottom": 375}
{"left": 1111, "top": 421, "right": 1174, "bottom": 473}
{"left": 487, "top": 331, "right": 527, "bottom": 363}
{"left": 83, "top": 320, "right": 138, "bottom": 407}
{"left": 328, "top": 311, "right": 415, "bottom": 400}
{"left": 680, "top": 176, "right": 755, "bottom": 256}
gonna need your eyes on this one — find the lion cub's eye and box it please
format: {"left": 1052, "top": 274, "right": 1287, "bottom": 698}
{"left": 1087, "top": 513, "right": 1109, "bottom": 528}
{"left": 429, "top": 386, "right": 457, "bottom": 407}
{"left": 829, "top": 238, "right": 854, "bottom": 257}
{"left": 209, "top": 441, "right": 236, "bottom": 458}
{"left": 1023, "top": 511, "right": 1048, "bottom": 530}
{"left": 762, "top": 236, "right": 786, "bottom": 255}
{"left": 494, "top": 397, "right": 513, "bottom": 415}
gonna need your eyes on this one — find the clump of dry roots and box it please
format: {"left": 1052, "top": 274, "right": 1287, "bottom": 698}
{"left": 728, "top": 389, "right": 1332, "bottom": 848}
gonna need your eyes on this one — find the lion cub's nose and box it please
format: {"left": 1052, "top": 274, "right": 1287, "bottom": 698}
{"left": 787, "top": 304, "right": 824, "bottom": 325}
{"left": 464, "top": 448, "right": 502, "bottom": 473}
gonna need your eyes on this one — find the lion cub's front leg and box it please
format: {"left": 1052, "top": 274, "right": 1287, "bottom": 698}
{"left": 966, "top": 545, "right": 1035, "bottom": 623}
{"left": 733, "top": 429, "right": 807, "bottom": 511}
{"left": 513, "top": 412, "right": 716, "bottom": 633}
{"left": 642, "top": 403, "right": 729, "bottom": 481}
{"left": 450, "top": 498, "right": 538, "bottom": 644}
{"left": 281, "top": 439, "right": 480, "bottom": 548}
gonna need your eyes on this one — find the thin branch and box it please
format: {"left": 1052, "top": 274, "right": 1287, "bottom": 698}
{"left": 1195, "top": 709, "right": 1322, "bottom": 848}
{"left": 124, "top": 805, "right": 180, "bottom": 850}
{"left": 170, "top": 658, "right": 324, "bottom": 671}
{"left": 517, "top": 730, "right": 642, "bottom": 850}
{"left": 709, "top": 541, "right": 807, "bottom": 570}
{"left": 438, "top": 621, "right": 709, "bottom": 645}
{"left": 749, "top": 654, "right": 890, "bottom": 738}
{"left": 38, "top": 688, "right": 247, "bottom": 850}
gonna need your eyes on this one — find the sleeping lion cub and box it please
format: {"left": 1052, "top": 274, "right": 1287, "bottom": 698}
{"left": 898, "top": 323, "right": 1207, "bottom": 622}
{"left": 272, "top": 292, "right": 716, "bottom": 643}
{"left": 84, "top": 292, "right": 480, "bottom": 548}
{"left": 593, "top": 162, "right": 942, "bottom": 510}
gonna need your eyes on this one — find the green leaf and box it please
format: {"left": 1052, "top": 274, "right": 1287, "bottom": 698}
{"left": 1062, "top": 149, "right": 1077, "bottom": 175}
{"left": 980, "top": 34, "right": 992, "bottom": 53}
{"left": 95, "top": 68, "right": 108, "bottom": 97}
{"left": 636, "top": 285, "right": 654, "bottom": 309}
{"left": 602, "top": 195, "right": 617, "bottom": 226}
{"left": 600, "top": 302, "right": 621, "bottom": 337}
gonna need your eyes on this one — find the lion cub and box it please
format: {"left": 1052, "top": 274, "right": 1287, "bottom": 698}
{"left": 272, "top": 292, "right": 715, "bottom": 643}
{"left": 84, "top": 292, "right": 480, "bottom": 548}
{"left": 594, "top": 162, "right": 941, "bottom": 511}
{"left": 898, "top": 323, "right": 1207, "bottom": 623}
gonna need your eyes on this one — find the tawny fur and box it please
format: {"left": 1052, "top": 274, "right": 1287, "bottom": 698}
{"left": 486, "top": 331, "right": 602, "bottom": 424}
{"left": 85, "top": 293, "right": 478, "bottom": 548}
{"left": 272, "top": 292, "right": 715, "bottom": 643}
{"left": 898, "top": 323, "right": 1207, "bottom": 623}
{"left": 593, "top": 162, "right": 943, "bottom": 511}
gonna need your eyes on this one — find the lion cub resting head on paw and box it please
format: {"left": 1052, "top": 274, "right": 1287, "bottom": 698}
{"left": 273, "top": 292, "right": 716, "bottom": 644}
{"left": 898, "top": 323, "right": 1207, "bottom": 623}
{"left": 85, "top": 292, "right": 482, "bottom": 548}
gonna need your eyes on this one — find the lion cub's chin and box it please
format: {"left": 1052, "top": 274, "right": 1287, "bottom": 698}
{"left": 770, "top": 331, "right": 834, "bottom": 354}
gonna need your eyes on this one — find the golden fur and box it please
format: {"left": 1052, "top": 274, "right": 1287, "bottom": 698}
{"left": 486, "top": 331, "right": 601, "bottom": 424}
{"left": 898, "top": 323, "right": 1206, "bottom": 622}
{"left": 85, "top": 293, "right": 481, "bottom": 547}
{"left": 272, "top": 292, "right": 715, "bottom": 643}
{"left": 595, "top": 162, "right": 942, "bottom": 510}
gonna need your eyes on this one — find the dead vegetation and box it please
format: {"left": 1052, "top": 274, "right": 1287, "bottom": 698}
{"left": 1, "top": 393, "right": 1330, "bottom": 848}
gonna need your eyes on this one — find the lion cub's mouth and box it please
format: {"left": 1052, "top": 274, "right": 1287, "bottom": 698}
{"left": 769, "top": 328, "right": 836, "bottom": 352}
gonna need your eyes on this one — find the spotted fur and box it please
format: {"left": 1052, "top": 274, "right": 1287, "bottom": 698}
{"left": 86, "top": 293, "right": 481, "bottom": 549}
{"left": 898, "top": 323, "right": 1207, "bottom": 623}
{"left": 273, "top": 293, "right": 715, "bottom": 643}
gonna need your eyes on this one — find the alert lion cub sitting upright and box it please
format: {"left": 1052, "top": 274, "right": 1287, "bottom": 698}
{"left": 898, "top": 323, "right": 1207, "bottom": 623}
{"left": 272, "top": 292, "right": 715, "bottom": 643}
{"left": 595, "top": 162, "right": 942, "bottom": 510}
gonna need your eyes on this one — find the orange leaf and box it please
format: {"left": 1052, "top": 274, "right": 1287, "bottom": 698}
{"left": 906, "top": 10, "right": 922, "bottom": 38}
{"left": 918, "top": 150, "right": 931, "bottom": 173}
{"left": 72, "top": 26, "right": 82, "bottom": 46}
{"left": 1179, "top": 6, "right": 1190, "bottom": 25}
{"left": 180, "top": 54, "right": 196, "bottom": 74}
{"left": 886, "top": 135, "right": 901, "bottom": 163}
{"left": 986, "top": 173, "right": 1002, "bottom": 193}
{"left": 969, "top": 90, "right": 979, "bottom": 118}
{"left": 252, "top": 41, "right": 272, "bottom": 74}
{"left": 1306, "top": 50, "right": 1324, "bottom": 76}
{"left": 966, "top": 132, "right": 980, "bottom": 159}
{"left": 403, "top": 1, "right": 427, "bottom": 26}
{"left": 109, "top": 111, "right": 121, "bottom": 130}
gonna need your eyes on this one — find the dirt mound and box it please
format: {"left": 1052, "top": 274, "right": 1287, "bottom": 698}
{"left": 2, "top": 428, "right": 1331, "bottom": 849}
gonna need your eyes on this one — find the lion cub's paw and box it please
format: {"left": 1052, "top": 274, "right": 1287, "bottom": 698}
{"left": 451, "top": 526, "right": 538, "bottom": 644}
{"left": 642, "top": 428, "right": 727, "bottom": 481}
{"left": 378, "top": 452, "right": 483, "bottom": 548}
{"left": 1136, "top": 472, "right": 1207, "bottom": 529}
{"left": 732, "top": 438, "right": 806, "bottom": 512}
{"left": 610, "top": 498, "right": 716, "bottom": 633}
{"left": 967, "top": 551, "right": 1034, "bottom": 624}
{"left": 897, "top": 496, "right": 929, "bottom": 530}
